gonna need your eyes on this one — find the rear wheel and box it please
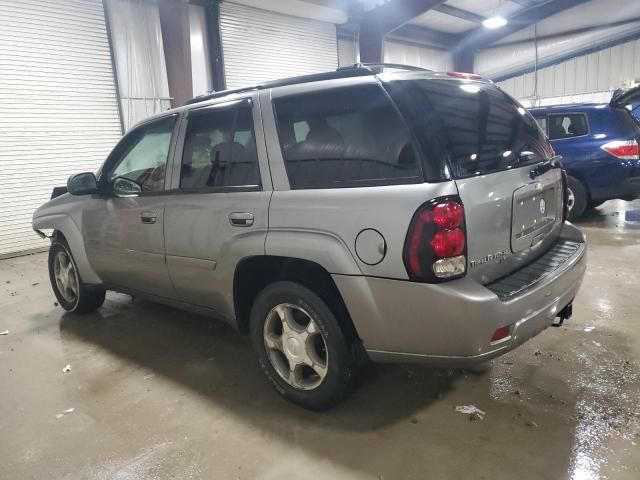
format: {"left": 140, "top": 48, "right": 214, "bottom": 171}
{"left": 567, "top": 177, "right": 588, "bottom": 221}
{"left": 48, "top": 240, "right": 105, "bottom": 313}
{"left": 250, "top": 281, "right": 353, "bottom": 410}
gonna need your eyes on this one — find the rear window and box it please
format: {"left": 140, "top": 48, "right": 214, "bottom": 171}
{"left": 385, "top": 79, "right": 553, "bottom": 179}
{"left": 273, "top": 85, "right": 423, "bottom": 189}
{"left": 614, "top": 106, "right": 640, "bottom": 135}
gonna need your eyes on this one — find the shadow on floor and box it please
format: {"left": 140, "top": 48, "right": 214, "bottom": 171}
{"left": 58, "top": 297, "right": 473, "bottom": 433}
{"left": 50, "top": 295, "right": 586, "bottom": 478}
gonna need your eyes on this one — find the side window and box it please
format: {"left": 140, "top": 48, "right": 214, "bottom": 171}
{"left": 180, "top": 105, "right": 261, "bottom": 190}
{"left": 273, "top": 85, "right": 422, "bottom": 189}
{"left": 548, "top": 113, "right": 588, "bottom": 140}
{"left": 110, "top": 116, "right": 176, "bottom": 193}
{"left": 534, "top": 116, "right": 548, "bottom": 136}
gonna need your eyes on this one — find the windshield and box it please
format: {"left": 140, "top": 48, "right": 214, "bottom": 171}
{"left": 385, "top": 78, "right": 554, "bottom": 179}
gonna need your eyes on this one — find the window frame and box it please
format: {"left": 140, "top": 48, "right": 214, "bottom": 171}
{"left": 533, "top": 114, "right": 548, "bottom": 136}
{"left": 170, "top": 97, "right": 265, "bottom": 195}
{"left": 271, "top": 81, "right": 425, "bottom": 190}
{"left": 546, "top": 112, "right": 590, "bottom": 141}
{"left": 99, "top": 113, "right": 180, "bottom": 197}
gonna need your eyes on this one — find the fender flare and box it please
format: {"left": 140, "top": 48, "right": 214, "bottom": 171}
{"left": 33, "top": 213, "right": 102, "bottom": 285}
{"left": 265, "top": 229, "right": 362, "bottom": 275}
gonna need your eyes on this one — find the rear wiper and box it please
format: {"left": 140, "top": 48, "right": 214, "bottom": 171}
{"left": 529, "top": 156, "right": 563, "bottom": 179}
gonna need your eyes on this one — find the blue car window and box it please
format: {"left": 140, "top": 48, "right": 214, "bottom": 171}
{"left": 548, "top": 114, "right": 588, "bottom": 140}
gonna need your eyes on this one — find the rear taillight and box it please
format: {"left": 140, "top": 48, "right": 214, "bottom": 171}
{"left": 403, "top": 197, "right": 467, "bottom": 282}
{"left": 600, "top": 140, "right": 640, "bottom": 160}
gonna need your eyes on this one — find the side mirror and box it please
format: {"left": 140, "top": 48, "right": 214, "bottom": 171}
{"left": 112, "top": 176, "right": 142, "bottom": 197}
{"left": 67, "top": 172, "right": 98, "bottom": 196}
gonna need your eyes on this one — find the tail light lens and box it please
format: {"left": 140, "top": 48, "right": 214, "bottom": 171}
{"left": 600, "top": 140, "right": 639, "bottom": 160}
{"left": 403, "top": 197, "right": 467, "bottom": 282}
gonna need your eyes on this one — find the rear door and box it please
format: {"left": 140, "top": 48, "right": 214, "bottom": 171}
{"left": 163, "top": 96, "right": 271, "bottom": 319}
{"left": 385, "top": 76, "right": 561, "bottom": 284}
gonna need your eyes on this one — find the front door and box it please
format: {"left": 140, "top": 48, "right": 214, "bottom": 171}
{"left": 163, "top": 98, "right": 271, "bottom": 319}
{"left": 83, "top": 114, "right": 179, "bottom": 299}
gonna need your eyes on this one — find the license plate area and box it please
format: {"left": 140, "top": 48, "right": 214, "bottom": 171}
{"left": 511, "top": 184, "right": 559, "bottom": 252}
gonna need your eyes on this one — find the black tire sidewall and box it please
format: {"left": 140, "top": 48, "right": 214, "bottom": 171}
{"left": 249, "top": 281, "right": 352, "bottom": 410}
{"left": 49, "top": 241, "right": 81, "bottom": 312}
{"left": 48, "top": 240, "right": 105, "bottom": 314}
{"left": 568, "top": 176, "right": 588, "bottom": 220}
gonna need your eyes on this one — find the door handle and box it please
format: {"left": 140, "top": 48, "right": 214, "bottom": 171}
{"left": 140, "top": 211, "right": 157, "bottom": 224}
{"left": 229, "top": 212, "right": 254, "bottom": 227}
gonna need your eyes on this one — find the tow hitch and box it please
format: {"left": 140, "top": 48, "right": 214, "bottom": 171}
{"left": 552, "top": 302, "right": 573, "bottom": 327}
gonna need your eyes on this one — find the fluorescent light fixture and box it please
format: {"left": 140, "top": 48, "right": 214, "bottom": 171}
{"left": 483, "top": 16, "right": 507, "bottom": 29}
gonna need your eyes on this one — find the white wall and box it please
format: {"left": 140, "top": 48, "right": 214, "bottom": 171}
{"left": 384, "top": 40, "right": 453, "bottom": 71}
{"left": 337, "top": 37, "right": 453, "bottom": 71}
{"left": 106, "top": 0, "right": 171, "bottom": 129}
{"left": 189, "top": 4, "right": 212, "bottom": 96}
{"left": 497, "top": 37, "right": 640, "bottom": 102}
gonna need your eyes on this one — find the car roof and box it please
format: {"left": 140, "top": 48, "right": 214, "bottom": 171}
{"left": 529, "top": 103, "right": 609, "bottom": 113}
{"left": 128, "top": 65, "right": 493, "bottom": 130}
{"left": 184, "top": 64, "right": 493, "bottom": 105}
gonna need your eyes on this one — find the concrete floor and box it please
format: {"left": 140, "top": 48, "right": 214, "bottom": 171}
{"left": 1, "top": 201, "right": 639, "bottom": 480}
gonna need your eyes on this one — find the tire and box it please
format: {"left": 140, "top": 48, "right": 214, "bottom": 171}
{"left": 567, "top": 176, "right": 588, "bottom": 221}
{"left": 48, "top": 240, "right": 106, "bottom": 314}
{"left": 249, "top": 281, "right": 353, "bottom": 410}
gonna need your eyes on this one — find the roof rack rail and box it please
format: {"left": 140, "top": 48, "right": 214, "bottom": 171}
{"left": 339, "top": 63, "right": 431, "bottom": 72}
{"left": 185, "top": 63, "right": 427, "bottom": 106}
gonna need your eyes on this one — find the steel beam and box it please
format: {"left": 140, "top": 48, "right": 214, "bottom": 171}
{"left": 158, "top": 0, "right": 193, "bottom": 107}
{"left": 455, "top": 0, "right": 589, "bottom": 53}
{"left": 359, "top": 0, "right": 446, "bottom": 63}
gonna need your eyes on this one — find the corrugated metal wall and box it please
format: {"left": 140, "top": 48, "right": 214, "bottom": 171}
{"left": 220, "top": 2, "right": 338, "bottom": 89}
{"left": 384, "top": 40, "right": 453, "bottom": 71}
{"left": 337, "top": 36, "right": 453, "bottom": 71}
{"left": 0, "top": 0, "right": 122, "bottom": 257}
{"left": 497, "top": 37, "right": 640, "bottom": 101}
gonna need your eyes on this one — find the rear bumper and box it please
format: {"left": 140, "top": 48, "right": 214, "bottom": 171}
{"left": 588, "top": 159, "right": 640, "bottom": 201}
{"left": 333, "top": 223, "right": 586, "bottom": 367}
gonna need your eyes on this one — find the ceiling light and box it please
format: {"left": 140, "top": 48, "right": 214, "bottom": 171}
{"left": 483, "top": 16, "right": 507, "bottom": 29}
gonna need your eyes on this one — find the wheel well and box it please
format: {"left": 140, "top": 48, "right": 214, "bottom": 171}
{"left": 568, "top": 174, "right": 591, "bottom": 201}
{"left": 51, "top": 230, "right": 67, "bottom": 244}
{"left": 233, "top": 256, "right": 358, "bottom": 342}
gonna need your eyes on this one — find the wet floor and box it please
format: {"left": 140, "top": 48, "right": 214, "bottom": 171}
{"left": 1, "top": 200, "right": 639, "bottom": 480}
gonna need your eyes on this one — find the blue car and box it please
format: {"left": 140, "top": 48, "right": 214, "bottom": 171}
{"left": 530, "top": 87, "right": 640, "bottom": 220}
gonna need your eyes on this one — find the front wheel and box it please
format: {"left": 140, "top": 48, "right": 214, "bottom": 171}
{"left": 48, "top": 240, "right": 105, "bottom": 314}
{"left": 250, "top": 281, "right": 354, "bottom": 410}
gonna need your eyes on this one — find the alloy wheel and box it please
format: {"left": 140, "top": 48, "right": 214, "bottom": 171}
{"left": 263, "top": 303, "right": 328, "bottom": 390}
{"left": 53, "top": 250, "right": 78, "bottom": 304}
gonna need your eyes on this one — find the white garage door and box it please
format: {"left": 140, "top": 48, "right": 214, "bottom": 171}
{"left": 0, "top": 0, "right": 122, "bottom": 257}
{"left": 220, "top": 1, "right": 338, "bottom": 89}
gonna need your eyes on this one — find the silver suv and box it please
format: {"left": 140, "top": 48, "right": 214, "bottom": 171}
{"left": 33, "top": 65, "right": 587, "bottom": 409}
